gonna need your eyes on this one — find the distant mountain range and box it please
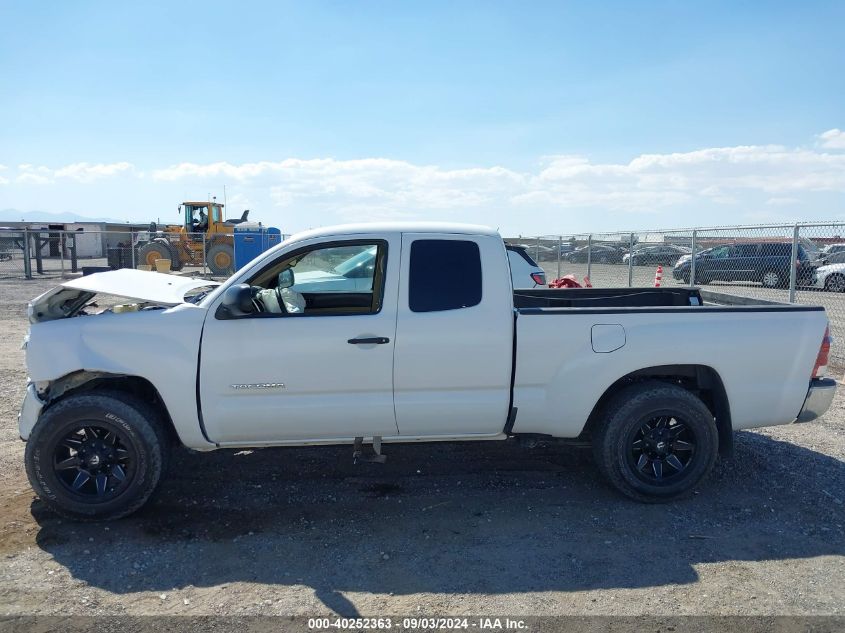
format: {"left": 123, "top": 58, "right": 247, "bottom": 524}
{"left": 0, "top": 209, "right": 127, "bottom": 224}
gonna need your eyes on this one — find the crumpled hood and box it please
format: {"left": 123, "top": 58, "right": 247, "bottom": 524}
{"left": 28, "top": 268, "right": 219, "bottom": 323}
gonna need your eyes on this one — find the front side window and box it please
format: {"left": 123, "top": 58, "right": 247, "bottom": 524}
{"left": 409, "top": 239, "right": 482, "bottom": 313}
{"left": 709, "top": 246, "right": 734, "bottom": 259}
{"left": 246, "top": 241, "right": 386, "bottom": 316}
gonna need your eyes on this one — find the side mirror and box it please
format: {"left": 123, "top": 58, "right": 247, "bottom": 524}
{"left": 277, "top": 268, "right": 295, "bottom": 289}
{"left": 219, "top": 283, "right": 255, "bottom": 318}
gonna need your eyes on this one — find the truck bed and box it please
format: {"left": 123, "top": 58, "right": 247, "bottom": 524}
{"left": 513, "top": 287, "right": 822, "bottom": 312}
{"left": 513, "top": 287, "right": 702, "bottom": 309}
{"left": 510, "top": 286, "right": 827, "bottom": 439}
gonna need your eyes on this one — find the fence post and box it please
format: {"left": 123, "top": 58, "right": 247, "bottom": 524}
{"left": 22, "top": 229, "right": 32, "bottom": 279}
{"left": 35, "top": 231, "right": 44, "bottom": 275}
{"left": 556, "top": 236, "right": 562, "bottom": 280}
{"left": 586, "top": 234, "right": 592, "bottom": 280}
{"left": 789, "top": 224, "right": 799, "bottom": 303}
{"left": 628, "top": 232, "right": 634, "bottom": 287}
{"left": 130, "top": 231, "right": 136, "bottom": 269}
{"left": 202, "top": 234, "right": 207, "bottom": 275}
{"left": 690, "top": 230, "right": 697, "bottom": 287}
{"left": 69, "top": 232, "right": 78, "bottom": 273}
{"left": 60, "top": 231, "right": 65, "bottom": 278}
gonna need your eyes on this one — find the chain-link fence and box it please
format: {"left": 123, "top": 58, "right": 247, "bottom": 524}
{"left": 0, "top": 228, "right": 293, "bottom": 280}
{"left": 508, "top": 222, "right": 845, "bottom": 365}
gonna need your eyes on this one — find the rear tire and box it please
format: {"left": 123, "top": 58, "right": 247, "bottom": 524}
{"left": 138, "top": 240, "right": 182, "bottom": 271}
{"left": 824, "top": 273, "right": 845, "bottom": 293}
{"left": 761, "top": 269, "right": 782, "bottom": 288}
{"left": 25, "top": 391, "right": 166, "bottom": 521}
{"left": 592, "top": 381, "right": 719, "bottom": 502}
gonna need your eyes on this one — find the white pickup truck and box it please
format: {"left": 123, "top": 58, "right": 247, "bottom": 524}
{"left": 19, "top": 223, "right": 836, "bottom": 520}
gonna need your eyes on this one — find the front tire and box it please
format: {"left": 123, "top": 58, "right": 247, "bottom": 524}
{"left": 206, "top": 242, "right": 235, "bottom": 276}
{"left": 592, "top": 382, "right": 719, "bottom": 502}
{"left": 25, "top": 392, "right": 166, "bottom": 521}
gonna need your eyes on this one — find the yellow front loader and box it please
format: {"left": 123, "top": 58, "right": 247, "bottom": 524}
{"left": 136, "top": 202, "right": 250, "bottom": 275}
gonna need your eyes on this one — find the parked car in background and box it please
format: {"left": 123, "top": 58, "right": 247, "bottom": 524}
{"left": 623, "top": 245, "right": 691, "bottom": 266}
{"left": 565, "top": 244, "right": 624, "bottom": 264}
{"left": 535, "top": 244, "right": 561, "bottom": 261}
{"left": 506, "top": 244, "right": 546, "bottom": 288}
{"left": 557, "top": 243, "right": 577, "bottom": 259}
{"left": 819, "top": 243, "right": 845, "bottom": 265}
{"left": 672, "top": 242, "right": 816, "bottom": 288}
{"left": 813, "top": 262, "right": 845, "bottom": 293}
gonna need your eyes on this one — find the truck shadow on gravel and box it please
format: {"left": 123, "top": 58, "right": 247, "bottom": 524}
{"left": 32, "top": 432, "right": 845, "bottom": 615}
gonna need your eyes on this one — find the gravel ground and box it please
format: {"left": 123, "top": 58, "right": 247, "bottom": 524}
{"left": 0, "top": 275, "right": 843, "bottom": 617}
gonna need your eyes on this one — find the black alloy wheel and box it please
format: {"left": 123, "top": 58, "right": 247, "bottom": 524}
{"left": 53, "top": 424, "right": 134, "bottom": 501}
{"left": 626, "top": 415, "right": 696, "bottom": 484}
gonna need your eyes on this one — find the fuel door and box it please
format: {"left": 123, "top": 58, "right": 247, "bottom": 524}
{"left": 591, "top": 324, "right": 626, "bottom": 353}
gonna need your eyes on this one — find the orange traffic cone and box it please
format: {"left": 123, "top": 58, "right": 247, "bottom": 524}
{"left": 654, "top": 265, "right": 663, "bottom": 287}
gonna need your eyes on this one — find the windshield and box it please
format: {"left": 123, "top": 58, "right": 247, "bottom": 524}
{"left": 333, "top": 246, "right": 377, "bottom": 276}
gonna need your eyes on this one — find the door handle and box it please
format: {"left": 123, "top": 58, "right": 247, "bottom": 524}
{"left": 348, "top": 337, "right": 390, "bottom": 345}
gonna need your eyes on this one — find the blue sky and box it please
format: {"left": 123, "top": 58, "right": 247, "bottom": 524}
{"left": 1, "top": 0, "right": 843, "bottom": 234}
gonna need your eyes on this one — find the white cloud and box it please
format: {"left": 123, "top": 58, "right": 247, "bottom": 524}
{"left": 13, "top": 161, "right": 135, "bottom": 184}
{"left": 818, "top": 128, "right": 845, "bottom": 150}
{"left": 54, "top": 161, "right": 134, "bottom": 183}
{"left": 153, "top": 159, "right": 526, "bottom": 223}
{"left": 7, "top": 132, "right": 845, "bottom": 232}
{"left": 766, "top": 197, "right": 800, "bottom": 206}
{"left": 16, "top": 164, "right": 53, "bottom": 185}
{"left": 150, "top": 143, "right": 845, "bottom": 218}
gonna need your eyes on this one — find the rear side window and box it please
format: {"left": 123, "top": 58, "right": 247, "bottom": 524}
{"left": 764, "top": 243, "right": 790, "bottom": 256}
{"left": 409, "top": 240, "right": 482, "bottom": 312}
{"left": 736, "top": 244, "right": 760, "bottom": 257}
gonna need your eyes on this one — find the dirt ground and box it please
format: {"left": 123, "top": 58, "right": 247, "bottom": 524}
{"left": 0, "top": 276, "right": 843, "bottom": 617}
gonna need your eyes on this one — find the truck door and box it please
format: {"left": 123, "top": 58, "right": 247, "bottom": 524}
{"left": 199, "top": 236, "right": 400, "bottom": 444}
{"left": 393, "top": 233, "right": 514, "bottom": 436}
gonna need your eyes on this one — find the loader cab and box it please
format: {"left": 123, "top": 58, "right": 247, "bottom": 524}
{"left": 182, "top": 202, "right": 223, "bottom": 234}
